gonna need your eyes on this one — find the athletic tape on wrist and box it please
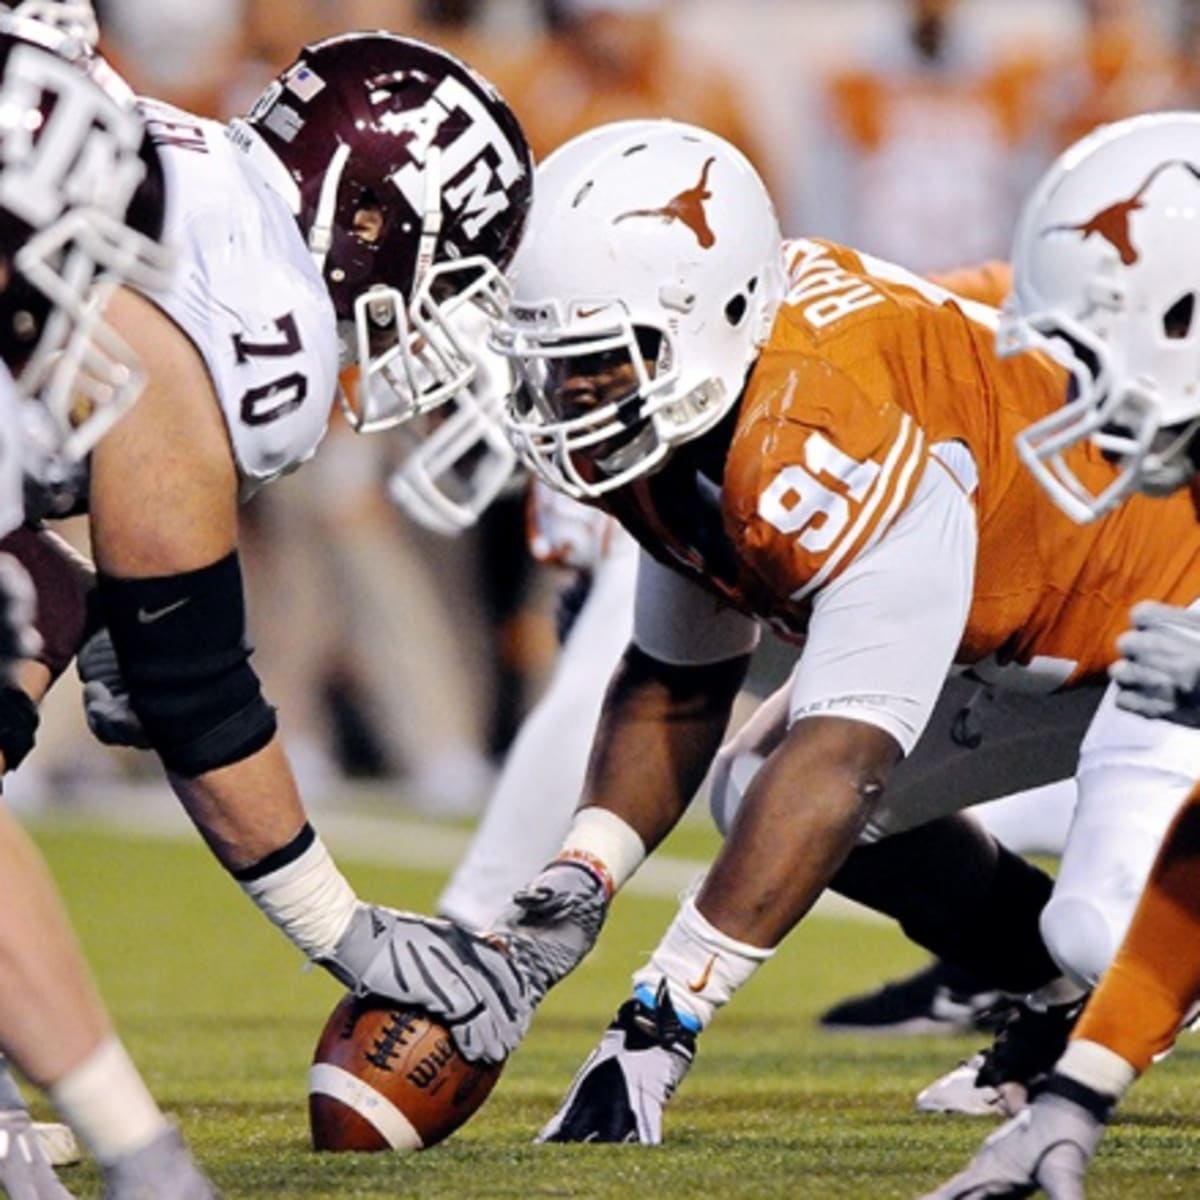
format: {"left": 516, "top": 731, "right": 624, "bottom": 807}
{"left": 1055, "top": 1037, "right": 1137, "bottom": 1104}
{"left": 236, "top": 824, "right": 359, "bottom": 959}
{"left": 557, "top": 807, "right": 646, "bottom": 897}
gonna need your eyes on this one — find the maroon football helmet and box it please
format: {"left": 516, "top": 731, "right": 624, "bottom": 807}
{"left": 228, "top": 31, "right": 534, "bottom": 432}
{"left": 0, "top": 14, "right": 171, "bottom": 467}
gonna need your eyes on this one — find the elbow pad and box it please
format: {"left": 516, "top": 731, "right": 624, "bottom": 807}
{"left": 98, "top": 550, "right": 276, "bottom": 777}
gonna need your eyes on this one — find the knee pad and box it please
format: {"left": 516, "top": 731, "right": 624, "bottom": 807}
{"left": 1039, "top": 895, "right": 1119, "bottom": 990}
{"left": 99, "top": 551, "right": 276, "bottom": 777}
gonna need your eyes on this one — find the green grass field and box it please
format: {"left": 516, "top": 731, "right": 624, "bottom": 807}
{"left": 25, "top": 812, "right": 1200, "bottom": 1199}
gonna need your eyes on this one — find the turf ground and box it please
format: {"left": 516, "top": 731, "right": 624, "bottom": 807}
{"left": 25, "top": 797, "right": 1200, "bottom": 1199}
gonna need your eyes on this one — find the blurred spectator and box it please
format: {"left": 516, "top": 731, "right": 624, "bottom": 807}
{"left": 344, "top": 0, "right": 513, "bottom": 77}
{"left": 94, "top": 0, "right": 247, "bottom": 117}
{"left": 801, "top": 0, "right": 1045, "bottom": 273}
{"left": 1044, "top": 0, "right": 1184, "bottom": 147}
{"left": 495, "top": 0, "right": 773, "bottom": 186}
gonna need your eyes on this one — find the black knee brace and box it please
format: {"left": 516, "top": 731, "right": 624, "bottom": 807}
{"left": 98, "top": 551, "right": 276, "bottom": 777}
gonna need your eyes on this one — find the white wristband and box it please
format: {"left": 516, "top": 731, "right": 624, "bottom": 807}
{"left": 558, "top": 807, "right": 646, "bottom": 897}
{"left": 239, "top": 833, "right": 359, "bottom": 960}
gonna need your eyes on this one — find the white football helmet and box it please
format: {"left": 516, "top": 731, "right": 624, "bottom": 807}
{"left": 1001, "top": 111, "right": 1200, "bottom": 522}
{"left": 492, "top": 119, "right": 785, "bottom": 499}
{"left": 386, "top": 300, "right": 519, "bottom": 535}
{"left": 0, "top": 16, "right": 172, "bottom": 479}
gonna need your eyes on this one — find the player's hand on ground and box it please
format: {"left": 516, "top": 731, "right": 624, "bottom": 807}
{"left": 491, "top": 860, "right": 609, "bottom": 1004}
{"left": 101, "top": 1124, "right": 216, "bottom": 1200}
{"left": 76, "top": 627, "right": 150, "bottom": 749}
{"left": 917, "top": 1087, "right": 1105, "bottom": 1200}
{"left": 0, "top": 1107, "right": 75, "bottom": 1200}
{"left": 539, "top": 981, "right": 696, "bottom": 1145}
{"left": 1112, "top": 600, "right": 1200, "bottom": 726}
{"left": 321, "top": 905, "right": 532, "bottom": 1064}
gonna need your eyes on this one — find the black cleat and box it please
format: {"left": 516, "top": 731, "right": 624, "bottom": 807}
{"left": 820, "top": 959, "right": 1016, "bottom": 1036}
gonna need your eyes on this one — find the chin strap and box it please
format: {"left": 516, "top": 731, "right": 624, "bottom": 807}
{"left": 308, "top": 141, "right": 352, "bottom": 276}
{"left": 412, "top": 145, "right": 444, "bottom": 295}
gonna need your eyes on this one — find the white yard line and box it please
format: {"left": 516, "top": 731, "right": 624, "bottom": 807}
{"left": 26, "top": 781, "right": 885, "bottom": 923}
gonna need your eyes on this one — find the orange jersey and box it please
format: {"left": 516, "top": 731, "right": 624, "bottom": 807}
{"left": 928, "top": 261, "right": 1013, "bottom": 310}
{"left": 609, "top": 238, "right": 1200, "bottom": 687}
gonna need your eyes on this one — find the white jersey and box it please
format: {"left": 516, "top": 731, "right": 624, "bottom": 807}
{"left": 135, "top": 99, "right": 339, "bottom": 496}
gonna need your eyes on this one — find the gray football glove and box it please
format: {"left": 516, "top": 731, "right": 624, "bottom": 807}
{"left": 321, "top": 905, "right": 533, "bottom": 1064}
{"left": 0, "top": 1108, "right": 74, "bottom": 1200}
{"left": 1111, "top": 601, "right": 1200, "bottom": 727}
{"left": 101, "top": 1125, "right": 216, "bottom": 1200}
{"left": 76, "top": 628, "right": 150, "bottom": 749}
{"left": 918, "top": 1082, "right": 1108, "bottom": 1200}
{"left": 492, "top": 860, "right": 609, "bottom": 1004}
{"left": 538, "top": 981, "right": 696, "bottom": 1145}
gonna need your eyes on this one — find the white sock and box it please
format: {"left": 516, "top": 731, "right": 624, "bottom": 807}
{"left": 48, "top": 1038, "right": 166, "bottom": 1163}
{"left": 632, "top": 897, "right": 773, "bottom": 1031}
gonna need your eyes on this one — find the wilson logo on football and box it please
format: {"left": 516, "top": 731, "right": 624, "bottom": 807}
{"left": 405, "top": 1036, "right": 456, "bottom": 1089}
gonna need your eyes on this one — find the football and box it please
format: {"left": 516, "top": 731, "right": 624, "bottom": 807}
{"left": 308, "top": 993, "right": 503, "bottom": 1152}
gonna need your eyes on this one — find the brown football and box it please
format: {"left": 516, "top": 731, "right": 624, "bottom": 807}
{"left": 308, "top": 993, "right": 503, "bottom": 1152}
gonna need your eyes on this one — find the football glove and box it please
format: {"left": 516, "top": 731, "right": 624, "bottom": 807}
{"left": 492, "top": 859, "right": 609, "bottom": 1005}
{"left": 538, "top": 980, "right": 696, "bottom": 1145}
{"left": 918, "top": 1080, "right": 1108, "bottom": 1200}
{"left": 1111, "top": 601, "right": 1200, "bottom": 727}
{"left": 320, "top": 905, "right": 533, "bottom": 1064}
{"left": 0, "top": 1107, "right": 74, "bottom": 1200}
{"left": 101, "top": 1125, "right": 216, "bottom": 1200}
{"left": 76, "top": 627, "right": 150, "bottom": 749}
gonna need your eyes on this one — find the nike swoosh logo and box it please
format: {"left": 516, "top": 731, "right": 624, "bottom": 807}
{"left": 137, "top": 597, "right": 190, "bottom": 624}
{"left": 577, "top": 305, "right": 609, "bottom": 319}
{"left": 687, "top": 953, "right": 717, "bottom": 994}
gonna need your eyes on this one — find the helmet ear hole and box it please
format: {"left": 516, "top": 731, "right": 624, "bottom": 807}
{"left": 1164, "top": 293, "right": 1195, "bottom": 341}
{"left": 724, "top": 292, "right": 748, "bottom": 327}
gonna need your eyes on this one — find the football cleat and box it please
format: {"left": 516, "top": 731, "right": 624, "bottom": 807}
{"left": 538, "top": 981, "right": 696, "bottom": 1144}
{"left": 819, "top": 959, "right": 1015, "bottom": 1037}
{"left": 917, "top": 998, "right": 1084, "bottom": 1117}
{"left": 33, "top": 1121, "right": 80, "bottom": 1168}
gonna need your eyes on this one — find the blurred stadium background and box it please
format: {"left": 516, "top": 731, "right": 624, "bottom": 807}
{"left": 14, "top": 2, "right": 1200, "bottom": 1194}
{"left": 15, "top": 0, "right": 1196, "bottom": 819}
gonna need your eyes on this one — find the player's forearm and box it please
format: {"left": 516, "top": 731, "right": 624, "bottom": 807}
{"left": 698, "top": 715, "right": 899, "bottom": 948}
{"left": 580, "top": 645, "right": 749, "bottom": 856}
{"left": 168, "top": 739, "right": 359, "bottom": 961}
